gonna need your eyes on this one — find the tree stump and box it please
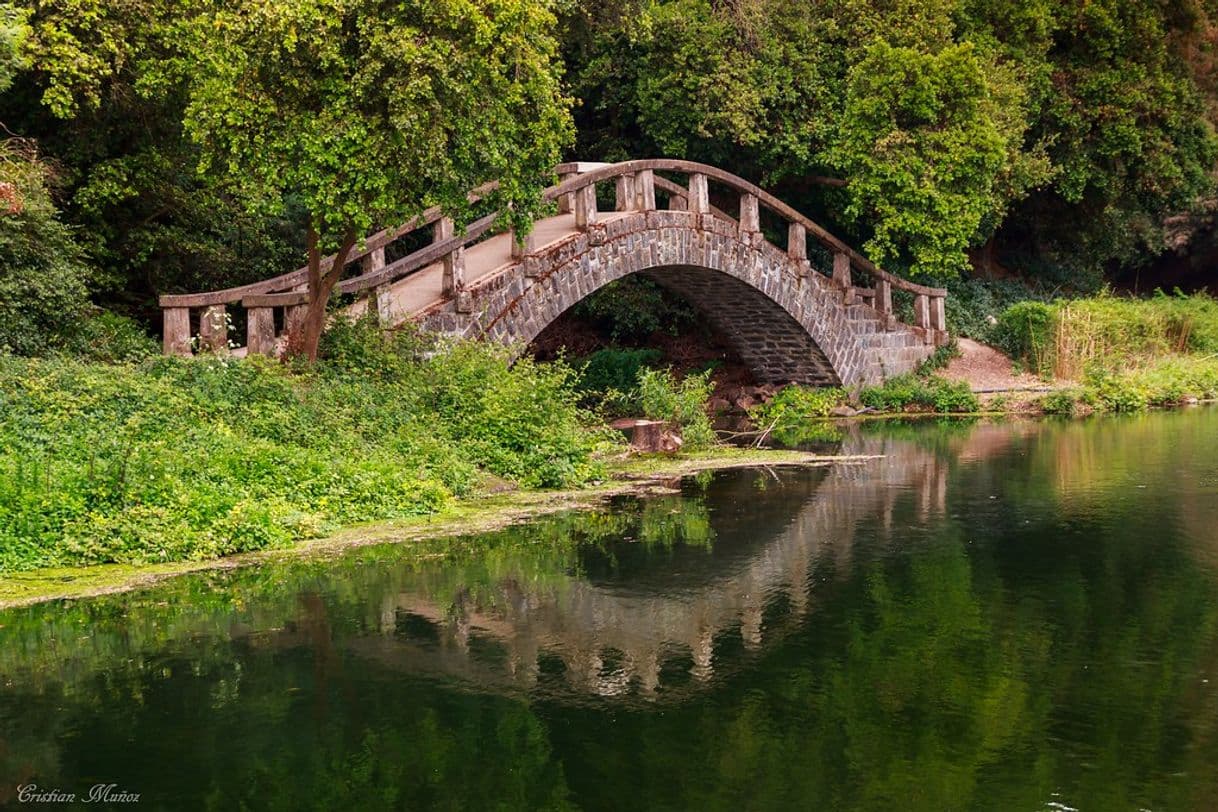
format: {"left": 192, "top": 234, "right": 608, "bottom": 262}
{"left": 609, "top": 419, "right": 684, "bottom": 453}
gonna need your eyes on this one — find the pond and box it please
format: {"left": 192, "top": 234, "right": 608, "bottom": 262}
{"left": 2, "top": 410, "right": 1218, "bottom": 810}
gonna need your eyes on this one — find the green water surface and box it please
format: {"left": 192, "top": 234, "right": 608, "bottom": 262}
{"left": 2, "top": 410, "right": 1218, "bottom": 811}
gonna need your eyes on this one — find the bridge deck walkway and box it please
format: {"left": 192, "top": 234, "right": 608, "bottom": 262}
{"left": 348, "top": 211, "right": 630, "bottom": 325}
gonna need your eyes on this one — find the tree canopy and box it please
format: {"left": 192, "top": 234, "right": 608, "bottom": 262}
{"left": 155, "top": 0, "right": 573, "bottom": 357}
{"left": 562, "top": 0, "right": 1218, "bottom": 280}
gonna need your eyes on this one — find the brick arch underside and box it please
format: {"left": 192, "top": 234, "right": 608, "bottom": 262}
{"left": 632, "top": 267, "right": 841, "bottom": 386}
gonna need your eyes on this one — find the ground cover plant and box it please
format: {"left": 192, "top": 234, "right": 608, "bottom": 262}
{"left": 0, "top": 320, "right": 606, "bottom": 573}
{"left": 860, "top": 374, "right": 980, "bottom": 414}
{"left": 747, "top": 386, "right": 847, "bottom": 446}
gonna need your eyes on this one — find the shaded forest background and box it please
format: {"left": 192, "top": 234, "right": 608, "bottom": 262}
{"left": 3, "top": 0, "right": 1218, "bottom": 352}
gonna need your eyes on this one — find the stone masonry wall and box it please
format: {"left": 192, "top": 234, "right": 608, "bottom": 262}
{"left": 418, "top": 210, "right": 938, "bottom": 388}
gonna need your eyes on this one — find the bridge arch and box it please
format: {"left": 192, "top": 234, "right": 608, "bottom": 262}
{"left": 159, "top": 159, "right": 949, "bottom": 387}
{"left": 445, "top": 214, "right": 856, "bottom": 385}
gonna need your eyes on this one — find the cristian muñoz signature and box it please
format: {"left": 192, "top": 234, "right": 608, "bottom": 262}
{"left": 17, "top": 784, "right": 140, "bottom": 804}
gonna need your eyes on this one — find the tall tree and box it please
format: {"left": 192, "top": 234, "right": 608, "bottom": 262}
{"left": 12, "top": 0, "right": 308, "bottom": 320}
{"left": 159, "top": 0, "right": 573, "bottom": 359}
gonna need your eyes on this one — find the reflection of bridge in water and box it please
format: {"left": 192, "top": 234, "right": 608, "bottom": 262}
{"left": 345, "top": 433, "right": 951, "bottom": 701}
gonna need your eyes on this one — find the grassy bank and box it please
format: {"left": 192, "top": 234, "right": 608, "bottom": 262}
{"left": 0, "top": 446, "right": 859, "bottom": 608}
{"left": 994, "top": 291, "right": 1218, "bottom": 412}
{"left": 0, "top": 321, "right": 609, "bottom": 574}
{"left": 740, "top": 291, "right": 1218, "bottom": 426}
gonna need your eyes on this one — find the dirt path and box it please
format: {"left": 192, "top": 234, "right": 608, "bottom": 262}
{"left": 940, "top": 337, "right": 1052, "bottom": 392}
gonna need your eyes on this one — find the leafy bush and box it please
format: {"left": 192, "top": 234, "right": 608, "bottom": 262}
{"left": 993, "top": 301, "right": 1056, "bottom": 373}
{"left": 0, "top": 332, "right": 606, "bottom": 573}
{"left": 0, "top": 141, "right": 94, "bottom": 356}
{"left": 1132, "top": 357, "right": 1218, "bottom": 404}
{"left": 860, "top": 374, "right": 979, "bottom": 413}
{"left": 1083, "top": 368, "right": 1149, "bottom": 413}
{"left": 66, "top": 311, "right": 159, "bottom": 363}
{"left": 749, "top": 386, "right": 844, "bottom": 426}
{"left": 637, "top": 367, "right": 716, "bottom": 450}
{"left": 1040, "top": 389, "right": 1082, "bottom": 416}
{"left": 747, "top": 386, "right": 846, "bottom": 447}
{"left": 574, "top": 347, "right": 663, "bottom": 412}
{"left": 573, "top": 276, "right": 695, "bottom": 341}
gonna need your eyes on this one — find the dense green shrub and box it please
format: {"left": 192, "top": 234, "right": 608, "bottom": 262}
{"left": 749, "top": 386, "right": 844, "bottom": 426}
{"left": 1040, "top": 389, "right": 1083, "bottom": 416}
{"left": 65, "top": 311, "right": 159, "bottom": 363}
{"left": 573, "top": 276, "right": 695, "bottom": 341}
{"left": 574, "top": 347, "right": 663, "bottom": 412}
{"left": 637, "top": 367, "right": 716, "bottom": 450}
{"left": 860, "top": 374, "right": 980, "bottom": 414}
{"left": 747, "top": 386, "right": 846, "bottom": 447}
{"left": 0, "top": 141, "right": 94, "bottom": 356}
{"left": 1082, "top": 369, "right": 1149, "bottom": 413}
{"left": 0, "top": 332, "right": 606, "bottom": 573}
{"left": 993, "top": 301, "right": 1057, "bottom": 373}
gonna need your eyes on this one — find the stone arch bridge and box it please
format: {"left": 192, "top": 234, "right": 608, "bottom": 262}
{"left": 160, "top": 160, "right": 948, "bottom": 386}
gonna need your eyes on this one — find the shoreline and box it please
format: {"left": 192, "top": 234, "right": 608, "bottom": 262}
{"left": 0, "top": 447, "right": 878, "bottom": 610}
{"left": 5, "top": 399, "right": 1214, "bottom": 611}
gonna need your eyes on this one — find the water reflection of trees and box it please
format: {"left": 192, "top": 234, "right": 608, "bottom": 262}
{"left": 3, "top": 410, "right": 1218, "bottom": 809}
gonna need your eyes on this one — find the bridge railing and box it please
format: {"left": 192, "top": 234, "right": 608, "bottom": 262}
{"left": 157, "top": 181, "right": 502, "bottom": 355}
{"left": 159, "top": 159, "right": 946, "bottom": 355}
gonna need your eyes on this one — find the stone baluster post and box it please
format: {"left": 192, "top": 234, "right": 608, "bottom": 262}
{"left": 913, "top": 293, "right": 930, "bottom": 329}
{"left": 574, "top": 183, "right": 598, "bottom": 229}
{"left": 246, "top": 307, "right": 276, "bottom": 355}
{"left": 875, "top": 278, "right": 893, "bottom": 316}
{"left": 739, "top": 193, "right": 760, "bottom": 233}
{"left": 557, "top": 171, "right": 577, "bottom": 214}
{"left": 635, "top": 170, "right": 656, "bottom": 211}
{"left": 833, "top": 252, "right": 853, "bottom": 304}
{"left": 687, "top": 173, "right": 709, "bottom": 214}
{"left": 787, "top": 222, "right": 809, "bottom": 276}
{"left": 372, "top": 283, "right": 393, "bottom": 322}
{"left": 510, "top": 227, "right": 535, "bottom": 261}
{"left": 285, "top": 303, "right": 308, "bottom": 342}
{"left": 163, "top": 308, "right": 191, "bottom": 356}
{"left": 437, "top": 216, "right": 469, "bottom": 312}
{"left": 360, "top": 246, "right": 387, "bottom": 323}
{"left": 930, "top": 295, "right": 947, "bottom": 333}
{"left": 615, "top": 174, "right": 635, "bottom": 212}
{"left": 360, "top": 246, "right": 385, "bottom": 276}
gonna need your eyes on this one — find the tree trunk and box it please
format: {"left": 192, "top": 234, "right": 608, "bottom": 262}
{"left": 289, "top": 223, "right": 358, "bottom": 362}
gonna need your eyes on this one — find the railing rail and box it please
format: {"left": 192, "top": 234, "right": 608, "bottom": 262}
{"left": 160, "top": 159, "right": 947, "bottom": 355}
